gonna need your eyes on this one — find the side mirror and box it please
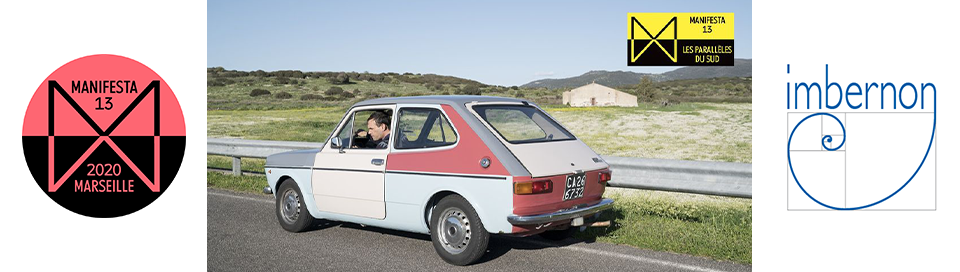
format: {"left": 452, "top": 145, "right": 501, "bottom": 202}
{"left": 331, "top": 137, "right": 345, "bottom": 153}
{"left": 330, "top": 137, "right": 342, "bottom": 148}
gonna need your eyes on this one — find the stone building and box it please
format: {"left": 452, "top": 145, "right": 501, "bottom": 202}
{"left": 561, "top": 82, "right": 638, "bottom": 107}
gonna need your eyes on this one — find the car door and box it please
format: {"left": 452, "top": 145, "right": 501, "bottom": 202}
{"left": 312, "top": 105, "right": 395, "bottom": 219}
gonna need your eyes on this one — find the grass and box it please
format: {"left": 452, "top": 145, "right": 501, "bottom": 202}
{"left": 208, "top": 76, "right": 438, "bottom": 110}
{"left": 207, "top": 171, "right": 269, "bottom": 193}
{"left": 207, "top": 70, "right": 752, "bottom": 162}
{"left": 207, "top": 107, "right": 345, "bottom": 142}
{"left": 545, "top": 103, "right": 752, "bottom": 163}
{"left": 205, "top": 175, "right": 751, "bottom": 264}
{"left": 208, "top": 155, "right": 266, "bottom": 173}
{"left": 576, "top": 188, "right": 752, "bottom": 264}
{"left": 208, "top": 103, "right": 753, "bottom": 163}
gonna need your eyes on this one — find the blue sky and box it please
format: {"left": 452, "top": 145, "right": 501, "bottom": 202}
{"left": 208, "top": 0, "right": 751, "bottom": 86}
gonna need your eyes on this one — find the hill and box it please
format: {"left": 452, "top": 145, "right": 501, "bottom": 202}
{"left": 521, "top": 59, "right": 751, "bottom": 89}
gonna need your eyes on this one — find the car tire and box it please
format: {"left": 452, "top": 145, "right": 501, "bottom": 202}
{"left": 276, "top": 180, "right": 314, "bottom": 232}
{"left": 430, "top": 194, "right": 489, "bottom": 266}
{"left": 539, "top": 226, "right": 576, "bottom": 241}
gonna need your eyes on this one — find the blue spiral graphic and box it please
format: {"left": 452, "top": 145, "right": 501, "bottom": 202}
{"left": 787, "top": 110, "right": 936, "bottom": 210}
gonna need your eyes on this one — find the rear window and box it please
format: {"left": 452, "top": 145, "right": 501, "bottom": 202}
{"left": 473, "top": 105, "right": 575, "bottom": 144}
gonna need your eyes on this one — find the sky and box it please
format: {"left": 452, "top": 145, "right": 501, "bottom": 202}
{"left": 208, "top": 0, "right": 752, "bottom": 86}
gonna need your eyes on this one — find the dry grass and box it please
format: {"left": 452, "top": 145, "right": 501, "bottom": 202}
{"left": 545, "top": 103, "right": 751, "bottom": 163}
{"left": 208, "top": 103, "right": 752, "bottom": 163}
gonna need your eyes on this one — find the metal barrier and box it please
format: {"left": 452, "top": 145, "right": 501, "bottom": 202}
{"left": 207, "top": 138, "right": 752, "bottom": 198}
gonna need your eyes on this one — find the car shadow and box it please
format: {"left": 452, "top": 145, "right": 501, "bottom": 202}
{"left": 310, "top": 220, "right": 434, "bottom": 241}
{"left": 478, "top": 208, "right": 627, "bottom": 264}
{"left": 302, "top": 209, "right": 625, "bottom": 265}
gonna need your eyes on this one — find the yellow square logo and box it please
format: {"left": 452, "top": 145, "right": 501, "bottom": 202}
{"left": 628, "top": 13, "right": 734, "bottom": 66}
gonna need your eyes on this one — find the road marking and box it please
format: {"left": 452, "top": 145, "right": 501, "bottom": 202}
{"left": 208, "top": 190, "right": 732, "bottom": 272}
{"left": 520, "top": 238, "right": 728, "bottom": 272}
{"left": 208, "top": 191, "right": 274, "bottom": 204}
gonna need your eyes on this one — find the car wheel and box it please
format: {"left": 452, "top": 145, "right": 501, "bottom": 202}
{"left": 539, "top": 226, "right": 576, "bottom": 241}
{"left": 430, "top": 194, "right": 489, "bottom": 266}
{"left": 276, "top": 181, "right": 314, "bottom": 232}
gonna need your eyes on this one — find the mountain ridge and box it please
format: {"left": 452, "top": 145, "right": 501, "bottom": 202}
{"left": 522, "top": 59, "right": 751, "bottom": 89}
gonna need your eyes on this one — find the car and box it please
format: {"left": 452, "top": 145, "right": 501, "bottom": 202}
{"left": 263, "top": 95, "right": 614, "bottom": 265}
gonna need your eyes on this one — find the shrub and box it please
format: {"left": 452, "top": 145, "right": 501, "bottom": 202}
{"left": 341, "top": 91, "right": 355, "bottom": 99}
{"left": 325, "top": 86, "right": 345, "bottom": 96}
{"left": 249, "top": 89, "right": 271, "bottom": 97}
{"left": 274, "top": 92, "right": 293, "bottom": 99}
{"left": 635, "top": 75, "right": 657, "bottom": 102}
{"left": 301, "top": 94, "right": 323, "bottom": 100}
{"left": 328, "top": 73, "right": 350, "bottom": 85}
{"left": 457, "top": 84, "right": 482, "bottom": 95}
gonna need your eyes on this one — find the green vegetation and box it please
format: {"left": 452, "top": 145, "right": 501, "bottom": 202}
{"left": 207, "top": 107, "right": 344, "bottom": 142}
{"left": 207, "top": 171, "right": 268, "bottom": 193}
{"left": 207, "top": 67, "right": 532, "bottom": 110}
{"left": 208, "top": 155, "right": 265, "bottom": 173}
{"left": 642, "top": 77, "right": 752, "bottom": 104}
{"left": 576, "top": 188, "right": 752, "bottom": 264}
{"left": 207, "top": 104, "right": 751, "bottom": 163}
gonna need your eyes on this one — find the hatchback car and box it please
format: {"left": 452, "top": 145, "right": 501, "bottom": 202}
{"left": 264, "top": 95, "right": 613, "bottom": 265}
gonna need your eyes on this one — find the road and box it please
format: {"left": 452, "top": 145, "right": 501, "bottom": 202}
{"left": 207, "top": 188, "right": 751, "bottom": 272}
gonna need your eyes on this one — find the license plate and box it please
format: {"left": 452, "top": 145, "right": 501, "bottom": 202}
{"left": 563, "top": 172, "right": 586, "bottom": 201}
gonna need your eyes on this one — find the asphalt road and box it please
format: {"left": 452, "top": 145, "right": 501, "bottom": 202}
{"left": 208, "top": 188, "right": 751, "bottom": 272}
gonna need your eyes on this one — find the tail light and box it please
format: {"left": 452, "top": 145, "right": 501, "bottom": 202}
{"left": 598, "top": 171, "right": 612, "bottom": 184}
{"left": 514, "top": 180, "right": 552, "bottom": 195}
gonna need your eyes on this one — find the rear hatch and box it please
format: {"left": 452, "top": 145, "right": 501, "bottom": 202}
{"left": 470, "top": 103, "right": 610, "bottom": 217}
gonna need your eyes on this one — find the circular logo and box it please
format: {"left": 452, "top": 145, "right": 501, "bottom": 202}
{"left": 22, "top": 54, "right": 185, "bottom": 218}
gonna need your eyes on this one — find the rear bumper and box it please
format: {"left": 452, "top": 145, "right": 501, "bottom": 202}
{"left": 507, "top": 198, "right": 614, "bottom": 225}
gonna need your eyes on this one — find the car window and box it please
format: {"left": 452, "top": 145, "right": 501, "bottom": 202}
{"left": 473, "top": 105, "right": 574, "bottom": 144}
{"left": 395, "top": 108, "right": 457, "bottom": 149}
{"left": 334, "top": 108, "right": 392, "bottom": 149}
{"left": 336, "top": 114, "right": 354, "bottom": 147}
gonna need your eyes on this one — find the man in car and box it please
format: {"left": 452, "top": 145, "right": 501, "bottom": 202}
{"left": 366, "top": 111, "right": 391, "bottom": 149}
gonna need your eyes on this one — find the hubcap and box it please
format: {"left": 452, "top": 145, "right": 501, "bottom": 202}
{"left": 280, "top": 189, "right": 300, "bottom": 224}
{"left": 437, "top": 207, "right": 470, "bottom": 254}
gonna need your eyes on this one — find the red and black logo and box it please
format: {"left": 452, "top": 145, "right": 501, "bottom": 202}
{"left": 22, "top": 54, "right": 185, "bottom": 218}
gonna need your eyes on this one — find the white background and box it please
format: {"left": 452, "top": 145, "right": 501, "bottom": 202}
{"left": 0, "top": 1, "right": 206, "bottom": 270}
{"left": 2, "top": 0, "right": 957, "bottom": 271}
{"left": 754, "top": 0, "right": 958, "bottom": 270}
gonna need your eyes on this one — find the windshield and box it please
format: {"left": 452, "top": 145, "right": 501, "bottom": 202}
{"left": 473, "top": 104, "right": 575, "bottom": 144}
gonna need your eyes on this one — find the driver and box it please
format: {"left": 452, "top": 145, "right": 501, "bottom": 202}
{"left": 366, "top": 111, "right": 391, "bottom": 149}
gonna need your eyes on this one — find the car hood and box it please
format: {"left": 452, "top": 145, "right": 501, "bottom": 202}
{"left": 265, "top": 149, "right": 320, "bottom": 168}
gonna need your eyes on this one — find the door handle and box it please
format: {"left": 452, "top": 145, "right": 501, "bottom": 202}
{"left": 371, "top": 159, "right": 384, "bottom": 166}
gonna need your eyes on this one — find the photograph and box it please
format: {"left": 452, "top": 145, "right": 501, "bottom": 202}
{"left": 206, "top": 1, "right": 752, "bottom": 271}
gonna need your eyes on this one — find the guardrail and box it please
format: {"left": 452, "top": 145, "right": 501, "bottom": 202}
{"left": 207, "top": 138, "right": 752, "bottom": 198}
